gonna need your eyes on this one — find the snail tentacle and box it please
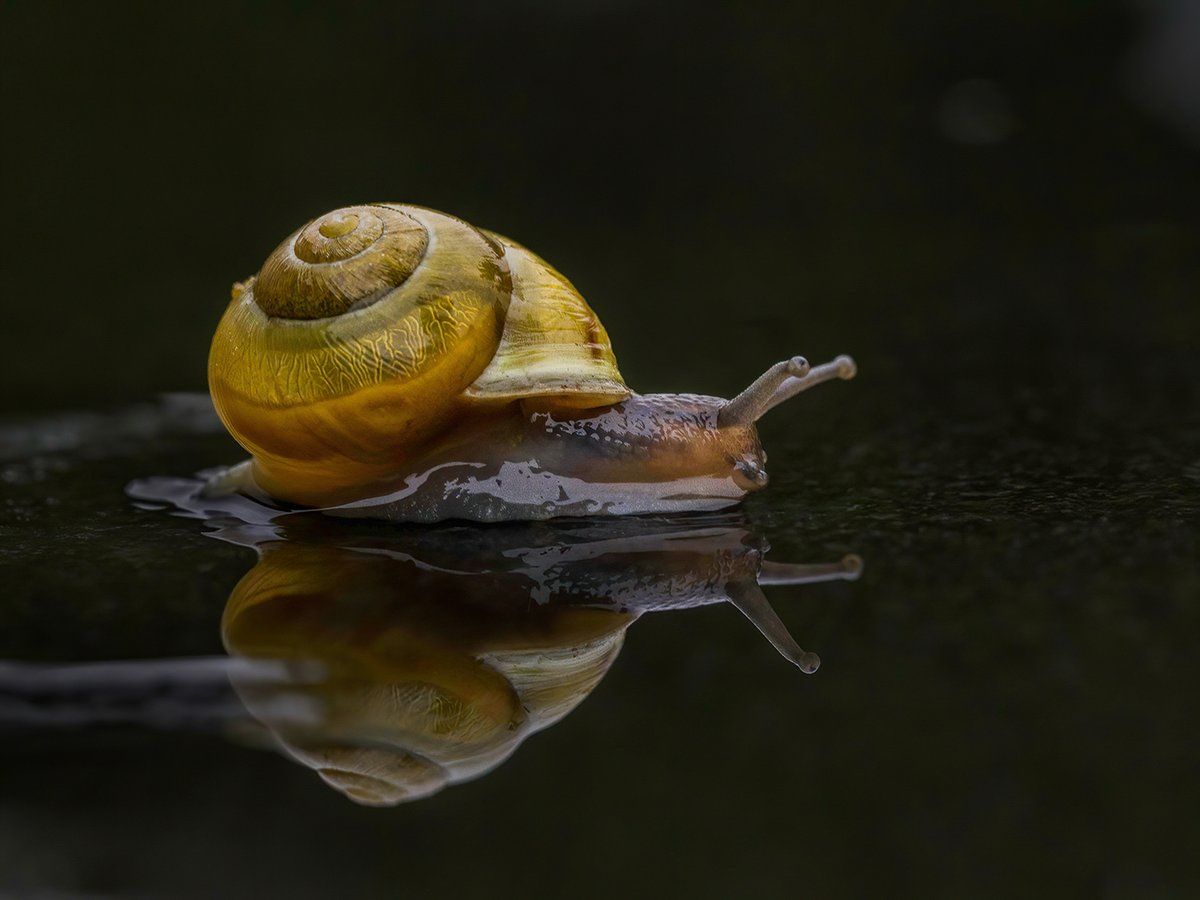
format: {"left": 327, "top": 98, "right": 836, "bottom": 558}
{"left": 756, "top": 354, "right": 857, "bottom": 421}
{"left": 717, "top": 356, "right": 810, "bottom": 427}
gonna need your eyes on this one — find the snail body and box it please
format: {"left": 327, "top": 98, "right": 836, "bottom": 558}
{"left": 208, "top": 204, "right": 856, "bottom": 522}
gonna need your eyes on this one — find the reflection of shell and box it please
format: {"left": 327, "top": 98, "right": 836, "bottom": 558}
{"left": 232, "top": 629, "right": 627, "bottom": 806}
{"left": 223, "top": 541, "right": 631, "bottom": 805}
{"left": 287, "top": 745, "right": 445, "bottom": 807}
{"left": 483, "top": 636, "right": 629, "bottom": 725}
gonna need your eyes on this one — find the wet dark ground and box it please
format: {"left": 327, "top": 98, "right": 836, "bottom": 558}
{"left": 3, "top": 2, "right": 1200, "bottom": 898}
{"left": 2, "top": 336, "right": 1197, "bottom": 898}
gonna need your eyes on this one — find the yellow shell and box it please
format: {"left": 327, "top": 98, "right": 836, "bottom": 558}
{"left": 208, "top": 204, "right": 629, "bottom": 505}
{"left": 466, "top": 233, "right": 628, "bottom": 407}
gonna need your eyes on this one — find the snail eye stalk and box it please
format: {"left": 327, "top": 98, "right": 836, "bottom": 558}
{"left": 718, "top": 356, "right": 809, "bottom": 427}
{"left": 718, "top": 355, "right": 856, "bottom": 428}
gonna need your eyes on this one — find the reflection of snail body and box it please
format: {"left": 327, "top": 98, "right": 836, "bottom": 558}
{"left": 208, "top": 204, "right": 856, "bottom": 522}
{"left": 221, "top": 519, "right": 861, "bottom": 805}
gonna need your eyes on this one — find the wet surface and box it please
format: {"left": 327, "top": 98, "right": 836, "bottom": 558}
{"left": 2, "top": 349, "right": 1197, "bottom": 897}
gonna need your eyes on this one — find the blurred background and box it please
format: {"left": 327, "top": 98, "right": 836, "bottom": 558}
{"left": 1, "top": 2, "right": 1198, "bottom": 898}
{"left": 3, "top": 0, "right": 1196, "bottom": 411}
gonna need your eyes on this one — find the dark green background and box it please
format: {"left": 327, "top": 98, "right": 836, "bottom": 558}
{"left": 4, "top": 0, "right": 1196, "bottom": 412}
{"left": 1, "top": 2, "right": 1198, "bottom": 898}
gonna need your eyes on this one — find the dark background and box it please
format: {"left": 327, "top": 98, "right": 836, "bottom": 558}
{"left": 3, "top": 0, "right": 1197, "bottom": 412}
{"left": 2, "top": 2, "right": 1199, "bottom": 898}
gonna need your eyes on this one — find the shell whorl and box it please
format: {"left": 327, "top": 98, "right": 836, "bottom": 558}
{"left": 253, "top": 205, "right": 430, "bottom": 320}
{"left": 208, "top": 204, "right": 512, "bottom": 504}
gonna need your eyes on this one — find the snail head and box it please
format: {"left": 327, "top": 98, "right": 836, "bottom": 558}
{"left": 717, "top": 355, "right": 858, "bottom": 493}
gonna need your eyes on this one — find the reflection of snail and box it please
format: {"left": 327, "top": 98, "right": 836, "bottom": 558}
{"left": 207, "top": 204, "right": 856, "bottom": 522}
{"left": 220, "top": 518, "right": 861, "bottom": 805}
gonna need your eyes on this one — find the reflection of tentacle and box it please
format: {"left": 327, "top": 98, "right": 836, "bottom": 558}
{"left": 726, "top": 580, "right": 821, "bottom": 673}
{"left": 758, "top": 553, "right": 863, "bottom": 586}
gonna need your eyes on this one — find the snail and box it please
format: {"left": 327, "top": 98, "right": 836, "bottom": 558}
{"left": 216, "top": 515, "right": 862, "bottom": 805}
{"left": 206, "top": 204, "right": 857, "bottom": 522}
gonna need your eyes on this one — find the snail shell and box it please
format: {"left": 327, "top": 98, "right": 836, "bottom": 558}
{"left": 208, "top": 204, "right": 629, "bottom": 505}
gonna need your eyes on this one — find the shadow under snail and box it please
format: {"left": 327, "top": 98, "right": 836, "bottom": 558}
{"left": 207, "top": 203, "right": 857, "bottom": 522}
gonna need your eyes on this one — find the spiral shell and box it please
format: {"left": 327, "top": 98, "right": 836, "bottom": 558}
{"left": 209, "top": 203, "right": 629, "bottom": 506}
